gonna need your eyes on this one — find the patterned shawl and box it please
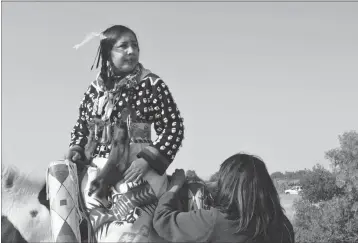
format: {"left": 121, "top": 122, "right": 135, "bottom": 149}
{"left": 92, "top": 63, "right": 151, "bottom": 122}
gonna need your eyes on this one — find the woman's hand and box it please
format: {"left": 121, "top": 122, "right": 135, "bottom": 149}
{"left": 168, "top": 169, "right": 186, "bottom": 192}
{"left": 124, "top": 158, "right": 150, "bottom": 183}
{"left": 66, "top": 146, "right": 91, "bottom": 167}
{"left": 67, "top": 150, "right": 82, "bottom": 162}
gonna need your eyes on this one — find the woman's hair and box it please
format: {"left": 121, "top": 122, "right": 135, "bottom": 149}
{"left": 95, "top": 25, "right": 139, "bottom": 87}
{"left": 215, "top": 153, "right": 293, "bottom": 242}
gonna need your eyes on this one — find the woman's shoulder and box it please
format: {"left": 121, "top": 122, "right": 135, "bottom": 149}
{"left": 139, "top": 72, "right": 164, "bottom": 87}
{"left": 142, "top": 71, "right": 161, "bottom": 79}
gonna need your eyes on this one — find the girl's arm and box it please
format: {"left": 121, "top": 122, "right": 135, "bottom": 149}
{"left": 153, "top": 189, "right": 217, "bottom": 242}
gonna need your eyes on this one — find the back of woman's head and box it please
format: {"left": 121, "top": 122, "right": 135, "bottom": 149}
{"left": 215, "top": 153, "right": 294, "bottom": 242}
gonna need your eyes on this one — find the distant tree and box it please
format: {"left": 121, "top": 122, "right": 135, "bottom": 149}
{"left": 284, "top": 171, "right": 295, "bottom": 180}
{"left": 294, "top": 130, "right": 358, "bottom": 243}
{"left": 270, "top": 171, "right": 285, "bottom": 179}
{"left": 294, "top": 169, "right": 310, "bottom": 181}
{"left": 294, "top": 196, "right": 358, "bottom": 243}
{"left": 325, "top": 130, "right": 358, "bottom": 200}
{"left": 300, "top": 164, "right": 343, "bottom": 203}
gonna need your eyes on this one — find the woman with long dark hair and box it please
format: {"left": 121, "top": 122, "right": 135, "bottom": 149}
{"left": 63, "top": 25, "right": 185, "bottom": 241}
{"left": 153, "top": 153, "right": 295, "bottom": 243}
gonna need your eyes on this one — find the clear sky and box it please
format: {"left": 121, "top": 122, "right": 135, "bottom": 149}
{"left": 2, "top": 1, "right": 358, "bottom": 180}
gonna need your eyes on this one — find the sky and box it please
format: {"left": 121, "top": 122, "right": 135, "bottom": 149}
{"left": 2, "top": 1, "right": 358, "bottom": 180}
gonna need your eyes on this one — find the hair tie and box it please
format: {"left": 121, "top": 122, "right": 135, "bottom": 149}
{"left": 73, "top": 32, "right": 106, "bottom": 50}
{"left": 91, "top": 45, "right": 102, "bottom": 70}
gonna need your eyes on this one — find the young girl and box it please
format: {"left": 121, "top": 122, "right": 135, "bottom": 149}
{"left": 154, "top": 153, "right": 295, "bottom": 243}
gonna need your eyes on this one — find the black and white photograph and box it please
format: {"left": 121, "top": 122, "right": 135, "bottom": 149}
{"left": 1, "top": 1, "right": 358, "bottom": 242}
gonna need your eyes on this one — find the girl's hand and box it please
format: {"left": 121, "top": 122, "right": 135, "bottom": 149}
{"left": 168, "top": 169, "right": 186, "bottom": 192}
{"left": 123, "top": 158, "right": 150, "bottom": 183}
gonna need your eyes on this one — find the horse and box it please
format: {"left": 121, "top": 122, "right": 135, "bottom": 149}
{"left": 1, "top": 164, "right": 52, "bottom": 243}
{"left": 1, "top": 164, "right": 213, "bottom": 243}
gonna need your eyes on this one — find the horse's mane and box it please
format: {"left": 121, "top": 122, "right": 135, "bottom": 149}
{"left": 1, "top": 163, "right": 35, "bottom": 186}
{"left": 2, "top": 164, "right": 20, "bottom": 187}
{"left": 2, "top": 163, "right": 18, "bottom": 177}
{"left": 1, "top": 163, "right": 46, "bottom": 205}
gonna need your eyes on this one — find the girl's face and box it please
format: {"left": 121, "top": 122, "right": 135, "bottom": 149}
{"left": 110, "top": 31, "right": 139, "bottom": 74}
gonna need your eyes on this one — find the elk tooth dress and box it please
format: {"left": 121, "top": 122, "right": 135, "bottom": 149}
{"left": 69, "top": 63, "right": 185, "bottom": 242}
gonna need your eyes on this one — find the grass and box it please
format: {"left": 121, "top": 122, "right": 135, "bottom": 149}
{"left": 280, "top": 193, "right": 301, "bottom": 222}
